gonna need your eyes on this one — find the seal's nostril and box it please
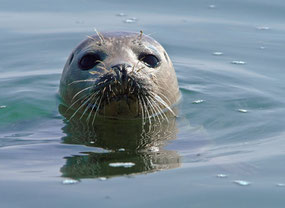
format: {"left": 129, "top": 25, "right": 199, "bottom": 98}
{"left": 111, "top": 64, "right": 132, "bottom": 72}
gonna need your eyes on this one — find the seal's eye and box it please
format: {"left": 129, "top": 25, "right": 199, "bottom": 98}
{"left": 79, "top": 53, "right": 101, "bottom": 70}
{"left": 139, "top": 54, "right": 160, "bottom": 68}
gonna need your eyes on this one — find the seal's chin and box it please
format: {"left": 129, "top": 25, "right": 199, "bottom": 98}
{"left": 98, "top": 97, "right": 140, "bottom": 118}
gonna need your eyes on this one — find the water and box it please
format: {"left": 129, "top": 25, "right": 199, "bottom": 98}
{"left": 1, "top": 0, "right": 285, "bottom": 207}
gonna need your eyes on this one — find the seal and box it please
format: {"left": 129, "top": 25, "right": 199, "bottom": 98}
{"left": 59, "top": 31, "right": 180, "bottom": 123}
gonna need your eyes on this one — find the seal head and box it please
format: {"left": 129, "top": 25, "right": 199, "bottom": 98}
{"left": 59, "top": 31, "right": 180, "bottom": 121}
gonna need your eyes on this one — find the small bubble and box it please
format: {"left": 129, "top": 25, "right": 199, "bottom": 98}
{"left": 208, "top": 4, "right": 216, "bottom": 9}
{"left": 62, "top": 179, "right": 79, "bottom": 185}
{"left": 259, "top": 46, "right": 265, "bottom": 50}
{"left": 231, "top": 61, "right": 246, "bottom": 65}
{"left": 237, "top": 109, "right": 248, "bottom": 113}
{"left": 124, "top": 17, "right": 137, "bottom": 23}
{"left": 109, "top": 162, "right": 135, "bottom": 168}
{"left": 192, "top": 100, "right": 205, "bottom": 104}
{"left": 116, "top": 13, "right": 126, "bottom": 17}
{"left": 216, "top": 174, "right": 228, "bottom": 178}
{"left": 0, "top": 105, "right": 6, "bottom": 109}
{"left": 212, "top": 52, "right": 223, "bottom": 56}
{"left": 234, "top": 180, "right": 251, "bottom": 186}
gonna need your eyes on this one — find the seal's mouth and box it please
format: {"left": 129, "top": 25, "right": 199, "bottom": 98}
{"left": 86, "top": 68, "right": 149, "bottom": 118}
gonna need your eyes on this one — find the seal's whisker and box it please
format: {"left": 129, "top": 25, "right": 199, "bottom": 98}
{"left": 148, "top": 95, "right": 167, "bottom": 122}
{"left": 145, "top": 96, "right": 162, "bottom": 126}
{"left": 138, "top": 95, "right": 145, "bottom": 127}
{"left": 80, "top": 93, "right": 98, "bottom": 120}
{"left": 131, "top": 60, "right": 141, "bottom": 73}
{"left": 149, "top": 92, "right": 176, "bottom": 117}
{"left": 65, "top": 93, "right": 90, "bottom": 114}
{"left": 86, "top": 95, "right": 101, "bottom": 123}
{"left": 71, "top": 86, "right": 93, "bottom": 102}
{"left": 141, "top": 95, "right": 152, "bottom": 131}
{"left": 70, "top": 94, "right": 93, "bottom": 120}
{"left": 136, "top": 66, "right": 145, "bottom": 73}
{"left": 149, "top": 95, "right": 169, "bottom": 123}
{"left": 69, "top": 79, "right": 96, "bottom": 85}
{"left": 92, "top": 95, "right": 103, "bottom": 126}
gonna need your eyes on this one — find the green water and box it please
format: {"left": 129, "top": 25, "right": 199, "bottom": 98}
{"left": 1, "top": 0, "right": 285, "bottom": 207}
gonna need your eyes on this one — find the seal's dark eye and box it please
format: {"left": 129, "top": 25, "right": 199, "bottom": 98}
{"left": 139, "top": 54, "right": 160, "bottom": 68}
{"left": 79, "top": 53, "right": 101, "bottom": 70}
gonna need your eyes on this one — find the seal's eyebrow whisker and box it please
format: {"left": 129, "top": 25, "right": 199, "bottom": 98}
{"left": 94, "top": 28, "right": 105, "bottom": 45}
{"left": 86, "top": 35, "right": 96, "bottom": 41}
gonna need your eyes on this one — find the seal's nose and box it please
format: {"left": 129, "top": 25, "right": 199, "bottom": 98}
{"left": 111, "top": 63, "right": 132, "bottom": 85}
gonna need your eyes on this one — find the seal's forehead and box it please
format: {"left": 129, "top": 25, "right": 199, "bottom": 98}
{"left": 76, "top": 31, "right": 162, "bottom": 52}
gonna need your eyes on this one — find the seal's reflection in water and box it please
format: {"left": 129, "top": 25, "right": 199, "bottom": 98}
{"left": 59, "top": 104, "right": 181, "bottom": 179}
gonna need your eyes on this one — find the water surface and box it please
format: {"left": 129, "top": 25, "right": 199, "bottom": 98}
{"left": 1, "top": 0, "right": 285, "bottom": 207}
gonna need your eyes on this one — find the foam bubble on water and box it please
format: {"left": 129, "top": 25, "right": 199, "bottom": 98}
{"left": 234, "top": 180, "right": 251, "bottom": 186}
{"left": 216, "top": 174, "right": 228, "bottom": 178}
{"left": 192, "top": 100, "right": 205, "bottom": 104}
{"left": 212, "top": 52, "right": 223, "bottom": 56}
{"left": 257, "top": 26, "right": 270, "bottom": 30}
{"left": 62, "top": 179, "right": 79, "bottom": 185}
{"left": 109, "top": 162, "right": 135, "bottom": 168}
{"left": 237, "top": 109, "right": 248, "bottom": 113}
{"left": 231, "top": 61, "right": 246, "bottom": 65}
{"left": 0, "top": 105, "right": 7, "bottom": 109}
{"left": 116, "top": 13, "right": 126, "bottom": 17}
{"left": 208, "top": 5, "right": 216, "bottom": 9}
{"left": 124, "top": 18, "right": 137, "bottom": 23}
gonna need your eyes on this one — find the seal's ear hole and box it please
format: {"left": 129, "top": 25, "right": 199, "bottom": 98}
{"left": 69, "top": 53, "right": 74, "bottom": 65}
{"left": 139, "top": 54, "right": 160, "bottom": 68}
{"left": 79, "top": 53, "right": 101, "bottom": 70}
